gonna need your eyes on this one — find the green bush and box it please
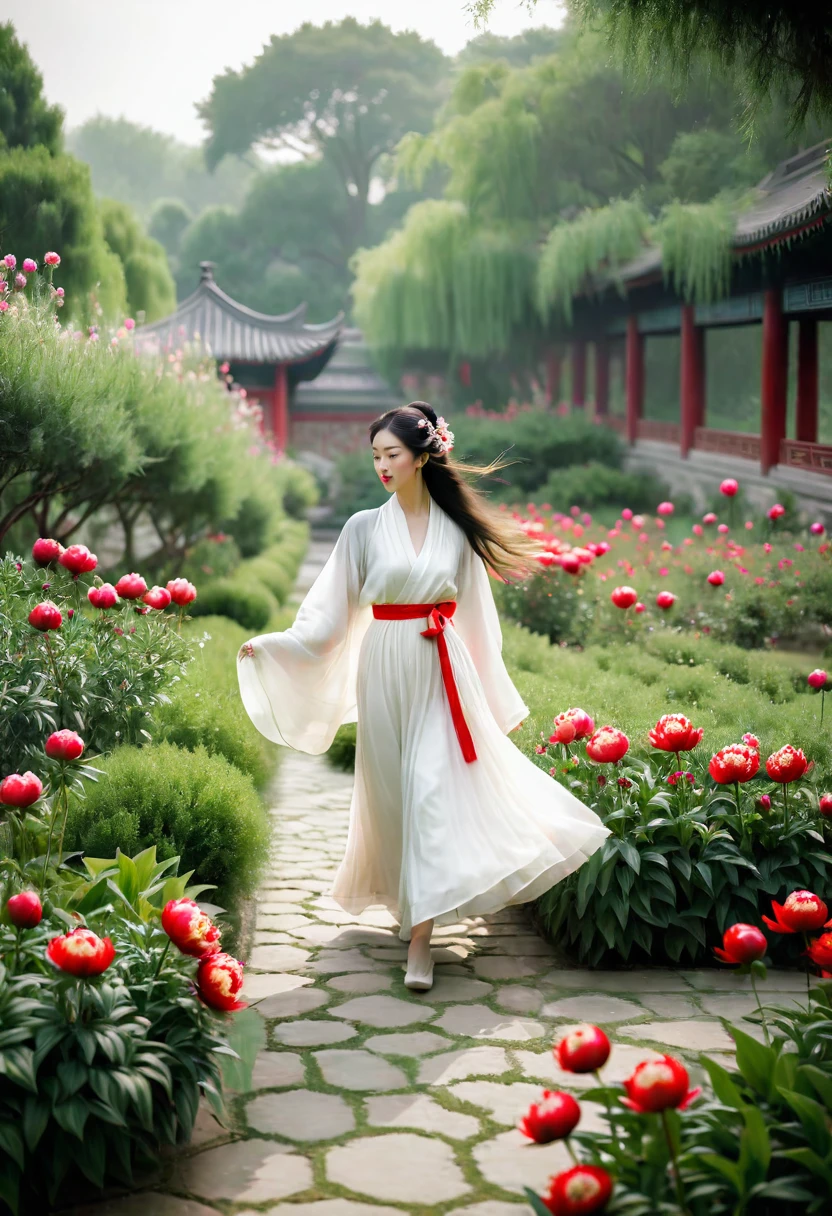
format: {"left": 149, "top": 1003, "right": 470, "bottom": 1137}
{"left": 327, "top": 723, "right": 358, "bottom": 771}
{"left": 536, "top": 461, "right": 674, "bottom": 512}
{"left": 458, "top": 412, "right": 625, "bottom": 495}
{"left": 239, "top": 553, "right": 292, "bottom": 604}
{"left": 180, "top": 533, "right": 242, "bottom": 584}
{"left": 155, "top": 616, "right": 272, "bottom": 788}
{"left": 64, "top": 742, "right": 269, "bottom": 903}
{"left": 276, "top": 461, "right": 320, "bottom": 518}
{"left": 189, "top": 576, "right": 277, "bottom": 630}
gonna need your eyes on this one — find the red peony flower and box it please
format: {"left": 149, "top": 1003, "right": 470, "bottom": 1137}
{"left": 648, "top": 714, "right": 703, "bottom": 754}
{"left": 655, "top": 590, "right": 676, "bottom": 611}
{"left": 806, "top": 933, "right": 832, "bottom": 970}
{"left": 7, "top": 890, "right": 43, "bottom": 928}
{"left": 762, "top": 890, "right": 831, "bottom": 935}
{"left": 552, "top": 717, "right": 577, "bottom": 744}
{"left": 586, "top": 727, "right": 629, "bottom": 764}
{"left": 143, "top": 585, "right": 172, "bottom": 610}
{"left": 757, "top": 794, "right": 771, "bottom": 811}
{"left": 610, "top": 585, "right": 637, "bottom": 609}
{"left": 808, "top": 669, "right": 828, "bottom": 690}
{"left": 714, "top": 923, "right": 767, "bottom": 966}
{"left": 115, "top": 573, "right": 148, "bottom": 600}
{"left": 707, "top": 570, "right": 725, "bottom": 586}
{"left": 708, "top": 744, "right": 760, "bottom": 784}
{"left": 703, "top": 512, "right": 718, "bottom": 524}
{"left": 622, "top": 1055, "right": 700, "bottom": 1114}
{"left": 742, "top": 733, "right": 759, "bottom": 750}
{"left": 87, "top": 583, "right": 118, "bottom": 609}
{"left": 768, "top": 503, "right": 786, "bottom": 521}
{"left": 819, "top": 794, "right": 832, "bottom": 818}
{"left": 519, "top": 1090, "right": 581, "bottom": 1143}
{"left": 167, "top": 578, "right": 198, "bottom": 607}
{"left": 28, "top": 601, "right": 62, "bottom": 631}
{"left": 59, "top": 544, "right": 97, "bottom": 575}
{"left": 656, "top": 501, "right": 674, "bottom": 516}
{"left": 195, "top": 952, "right": 246, "bottom": 1011}
{"left": 161, "top": 898, "right": 222, "bottom": 958}
{"left": 542, "top": 1165, "right": 613, "bottom": 1215}
{"left": 32, "top": 537, "right": 64, "bottom": 565}
{"left": 46, "top": 927, "right": 115, "bottom": 976}
{"left": 0, "top": 771, "right": 43, "bottom": 807}
{"left": 555, "top": 1024, "right": 611, "bottom": 1073}
{"left": 720, "top": 479, "right": 738, "bottom": 497}
{"left": 44, "top": 730, "right": 84, "bottom": 762}
{"left": 557, "top": 708, "right": 595, "bottom": 740}
{"left": 765, "top": 745, "right": 810, "bottom": 783}
{"left": 44, "top": 251, "right": 61, "bottom": 267}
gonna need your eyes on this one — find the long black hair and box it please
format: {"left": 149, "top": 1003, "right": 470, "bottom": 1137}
{"left": 369, "top": 402, "right": 542, "bottom": 582}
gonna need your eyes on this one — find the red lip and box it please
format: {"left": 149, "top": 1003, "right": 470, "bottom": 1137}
{"left": 381, "top": 476, "right": 391, "bottom": 483}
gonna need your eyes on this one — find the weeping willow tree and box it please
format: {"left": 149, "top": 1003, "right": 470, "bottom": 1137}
{"left": 657, "top": 196, "right": 736, "bottom": 303}
{"left": 536, "top": 197, "right": 651, "bottom": 323}
{"left": 350, "top": 199, "right": 536, "bottom": 359}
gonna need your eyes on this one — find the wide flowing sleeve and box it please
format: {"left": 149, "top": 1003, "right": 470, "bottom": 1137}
{"left": 236, "top": 514, "right": 373, "bottom": 754}
{"left": 453, "top": 538, "right": 530, "bottom": 735}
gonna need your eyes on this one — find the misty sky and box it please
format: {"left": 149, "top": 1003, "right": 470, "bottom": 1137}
{"left": 10, "top": 0, "right": 565, "bottom": 144}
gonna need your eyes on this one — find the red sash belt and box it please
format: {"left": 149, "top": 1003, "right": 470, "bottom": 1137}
{"left": 372, "top": 601, "right": 478, "bottom": 764}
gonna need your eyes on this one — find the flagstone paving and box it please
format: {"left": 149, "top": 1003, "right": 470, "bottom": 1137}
{"left": 62, "top": 530, "right": 813, "bottom": 1215}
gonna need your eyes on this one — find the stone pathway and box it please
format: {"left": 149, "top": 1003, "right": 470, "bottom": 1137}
{"left": 66, "top": 527, "right": 812, "bottom": 1216}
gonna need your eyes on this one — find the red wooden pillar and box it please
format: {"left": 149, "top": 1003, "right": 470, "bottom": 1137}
{"left": 571, "top": 340, "right": 587, "bottom": 409}
{"left": 796, "top": 318, "right": 819, "bottom": 443}
{"left": 545, "top": 348, "right": 562, "bottom": 406}
{"left": 680, "top": 304, "right": 706, "bottom": 458}
{"left": 760, "top": 289, "right": 788, "bottom": 474}
{"left": 625, "top": 315, "right": 643, "bottom": 444}
{"left": 594, "top": 340, "right": 610, "bottom": 417}
{"left": 272, "top": 363, "right": 289, "bottom": 453}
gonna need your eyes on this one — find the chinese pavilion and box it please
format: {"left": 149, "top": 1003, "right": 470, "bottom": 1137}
{"left": 551, "top": 139, "right": 832, "bottom": 515}
{"left": 135, "top": 262, "right": 343, "bottom": 453}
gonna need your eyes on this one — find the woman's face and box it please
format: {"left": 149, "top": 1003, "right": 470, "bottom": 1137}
{"left": 372, "top": 427, "right": 426, "bottom": 492}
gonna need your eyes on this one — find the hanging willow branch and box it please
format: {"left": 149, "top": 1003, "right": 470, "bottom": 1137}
{"left": 657, "top": 196, "right": 736, "bottom": 303}
{"left": 350, "top": 199, "right": 536, "bottom": 359}
{"left": 535, "top": 197, "right": 652, "bottom": 324}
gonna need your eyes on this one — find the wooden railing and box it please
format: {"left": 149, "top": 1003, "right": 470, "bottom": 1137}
{"left": 779, "top": 439, "right": 832, "bottom": 475}
{"left": 636, "top": 419, "right": 680, "bottom": 444}
{"left": 693, "top": 428, "right": 761, "bottom": 461}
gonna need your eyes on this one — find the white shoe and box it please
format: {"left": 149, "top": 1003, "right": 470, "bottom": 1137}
{"left": 404, "top": 952, "right": 434, "bottom": 991}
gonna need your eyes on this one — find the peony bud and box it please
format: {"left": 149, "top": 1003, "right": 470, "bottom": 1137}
{"left": 0, "top": 771, "right": 44, "bottom": 807}
{"left": 32, "top": 537, "right": 64, "bottom": 565}
{"left": 114, "top": 573, "right": 148, "bottom": 600}
{"left": 7, "top": 890, "right": 43, "bottom": 928}
{"left": 44, "top": 730, "right": 85, "bottom": 763}
{"left": 28, "top": 601, "right": 62, "bottom": 632}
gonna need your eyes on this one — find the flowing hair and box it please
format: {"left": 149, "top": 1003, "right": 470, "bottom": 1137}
{"left": 368, "top": 402, "right": 543, "bottom": 583}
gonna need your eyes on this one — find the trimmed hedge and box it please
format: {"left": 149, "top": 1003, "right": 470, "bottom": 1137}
{"left": 155, "top": 615, "right": 273, "bottom": 788}
{"left": 189, "top": 577, "right": 277, "bottom": 630}
{"left": 65, "top": 742, "right": 269, "bottom": 903}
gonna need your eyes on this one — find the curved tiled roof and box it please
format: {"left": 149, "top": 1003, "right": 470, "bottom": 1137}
{"left": 592, "top": 139, "right": 832, "bottom": 293}
{"left": 135, "top": 262, "right": 344, "bottom": 364}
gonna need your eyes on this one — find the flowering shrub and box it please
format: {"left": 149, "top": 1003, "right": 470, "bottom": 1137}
{"left": 535, "top": 714, "right": 830, "bottom": 966}
{"left": 523, "top": 911, "right": 832, "bottom": 1216}
{"left": 0, "top": 552, "right": 193, "bottom": 770}
{"left": 496, "top": 497, "right": 832, "bottom": 650}
{"left": 0, "top": 845, "right": 261, "bottom": 1212}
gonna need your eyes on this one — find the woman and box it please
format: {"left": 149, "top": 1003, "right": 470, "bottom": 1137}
{"left": 237, "top": 403, "right": 609, "bottom": 990}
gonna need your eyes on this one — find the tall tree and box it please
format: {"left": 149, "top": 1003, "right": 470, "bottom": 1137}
{"left": 67, "top": 116, "right": 259, "bottom": 220}
{"left": 469, "top": 0, "right": 832, "bottom": 126}
{"left": 0, "top": 21, "right": 63, "bottom": 154}
{"left": 198, "top": 18, "right": 449, "bottom": 254}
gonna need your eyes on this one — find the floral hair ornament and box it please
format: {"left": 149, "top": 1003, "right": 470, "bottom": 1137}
{"left": 416, "top": 414, "right": 454, "bottom": 454}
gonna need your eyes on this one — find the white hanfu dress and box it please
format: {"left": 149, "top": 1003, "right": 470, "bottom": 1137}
{"left": 237, "top": 493, "right": 609, "bottom": 939}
